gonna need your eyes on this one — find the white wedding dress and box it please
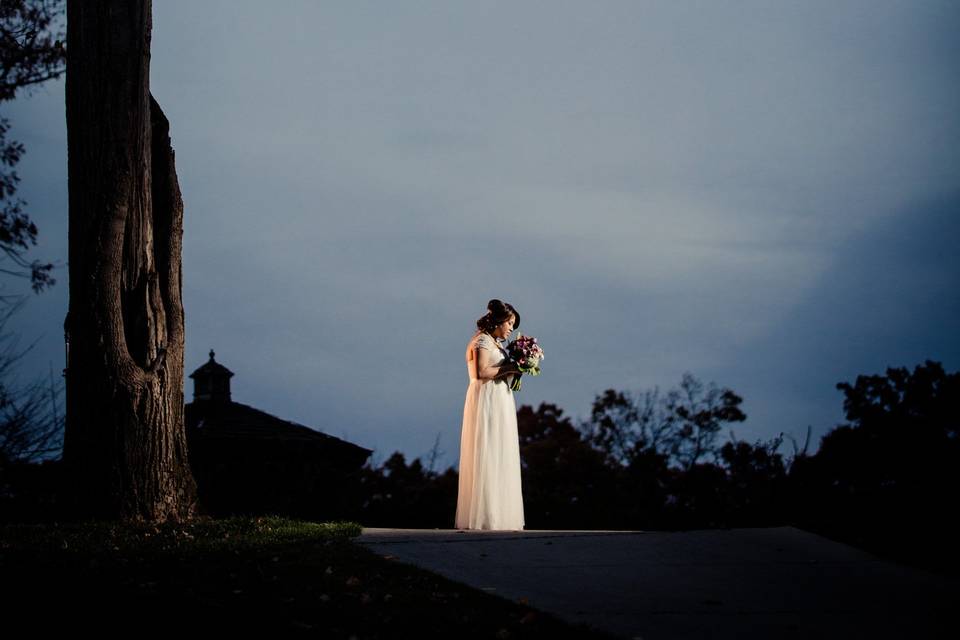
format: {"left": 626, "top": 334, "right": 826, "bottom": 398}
{"left": 455, "top": 331, "right": 525, "bottom": 530}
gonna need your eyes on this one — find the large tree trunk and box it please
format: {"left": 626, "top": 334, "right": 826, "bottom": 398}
{"left": 62, "top": 0, "right": 197, "bottom": 522}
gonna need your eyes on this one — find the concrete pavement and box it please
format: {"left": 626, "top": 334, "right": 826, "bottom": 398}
{"left": 355, "top": 526, "right": 956, "bottom": 639}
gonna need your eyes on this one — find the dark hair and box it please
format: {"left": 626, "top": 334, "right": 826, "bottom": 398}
{"left": 476, "top": 299, "right": 520, "bottom": 334}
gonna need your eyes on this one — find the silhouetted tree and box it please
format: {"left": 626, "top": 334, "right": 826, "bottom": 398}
{"left": 813, "top": 360, "right": 959, "bottom": 509}
{"left": 0, "top": 0, "right": 64, "bottom": 297}
{"left": 791, "top": 360, "right": 960, "bottom": 570}
{"left": 619, "top": 446, "right": 671, "bottom": 528}
{"left": 664, "top": 373, "right": 747, "bottom": 471}
{"left": 0, "top": 296, "right": 65, "bottom": 522}
{"left": 0, "top": 0, "right": 63, "bottom": 99}
{"left": 582, "top": 372, "right": 746, "bottom": 471}
{"left": 582, "top": 388, "right": 669, "bottom": 469}
{"left": 518, "top": 403, "right": 621, "bottom": 528}
{"left": 61, "top": 0, "right": 197, "bottom": 522}
{"left": 356, "top": 451, "right": 458, "bottom": 528}
{"left": 719, "top": 432, "right": 789, "bottom": 525}
{"left": 661, "top": 461, "right": 729, "bottom": 529}
{"left": 0, "top": 297, "right": 62, "bottom": 464}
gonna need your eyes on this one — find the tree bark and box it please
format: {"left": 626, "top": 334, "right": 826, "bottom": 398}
{"left": 62, "top": 0, "right": 197, "bottom": 522}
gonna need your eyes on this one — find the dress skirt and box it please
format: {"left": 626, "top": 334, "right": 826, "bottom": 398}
{"left": 455, "top": 375, "right": 525, "bottom": 530}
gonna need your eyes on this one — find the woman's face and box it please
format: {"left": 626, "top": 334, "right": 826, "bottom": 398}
{"left": 493, "top": 314, "right": 515, "bottom": 340}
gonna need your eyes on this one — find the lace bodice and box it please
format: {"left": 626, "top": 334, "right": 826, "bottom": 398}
{"left": 467, "top": 332, "right": 506, "bottom": 381}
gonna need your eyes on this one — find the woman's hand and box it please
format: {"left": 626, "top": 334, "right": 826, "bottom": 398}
{"left": 499, "top": 360, "right": 522, "bottom": 377}
{"left": 476, "top": 344, "right": 513, "bottom": 381}
{"left": 473, "top": 340, "right": 522, "bottom": 381}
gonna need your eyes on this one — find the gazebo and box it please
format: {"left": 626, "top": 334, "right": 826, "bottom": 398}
{"left": 185, "top": 350, "right": 372, "bottom": 519}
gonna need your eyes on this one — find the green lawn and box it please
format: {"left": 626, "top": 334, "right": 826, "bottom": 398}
{"left": 1, "top": 515, "right": 617, "bottom": 638}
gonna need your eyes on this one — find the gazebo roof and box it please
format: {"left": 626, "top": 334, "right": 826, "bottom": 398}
{"left": 189, "top": 349, "right": 234, "bottom": 380}
{"left": 185, "top": 399, "right": 373, "bottom": 467}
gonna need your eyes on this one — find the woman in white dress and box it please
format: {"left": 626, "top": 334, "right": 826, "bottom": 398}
{"left": 455, "top": 299, "right": 525, "bottom": 531}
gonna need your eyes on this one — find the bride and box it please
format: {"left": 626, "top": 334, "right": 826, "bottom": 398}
{"left": 455, "top": 299, "right": 525, "bottom": 531}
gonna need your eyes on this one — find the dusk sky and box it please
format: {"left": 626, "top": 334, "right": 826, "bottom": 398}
{"left": 4, "top": 0, "right": 958, "bottom": 471}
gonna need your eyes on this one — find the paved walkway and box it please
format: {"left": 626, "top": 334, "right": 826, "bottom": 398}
{"left": 355, "top": 526, "right": 955, "bottom": 639}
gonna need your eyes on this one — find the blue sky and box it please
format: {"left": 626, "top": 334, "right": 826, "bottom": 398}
{"left": 3, "top": 0, "right": 958, "bottom": 470}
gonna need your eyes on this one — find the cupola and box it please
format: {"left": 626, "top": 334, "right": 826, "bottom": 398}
{"left": 189, "top": 349, "right": 234, "bottom": 402}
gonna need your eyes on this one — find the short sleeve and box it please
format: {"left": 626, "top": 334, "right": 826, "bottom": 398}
{"left": 475, "top": 334, "right": 494, "bottom": 351}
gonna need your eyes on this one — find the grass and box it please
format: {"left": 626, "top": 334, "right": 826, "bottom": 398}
{"left": 1, "top": 515, "right": 618, "bottom": 638}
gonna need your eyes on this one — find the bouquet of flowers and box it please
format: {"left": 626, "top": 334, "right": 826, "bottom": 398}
{"left": 505, "top": 334, "right": 544, "bottom": 392}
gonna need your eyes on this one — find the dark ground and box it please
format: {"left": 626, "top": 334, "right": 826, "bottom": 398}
{"left": 0, "top": 517, "right": 618, "bottom": 638}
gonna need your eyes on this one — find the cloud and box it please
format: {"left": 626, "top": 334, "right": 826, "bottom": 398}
{"left": 3, "top": 0, "right": 958, "bottom": 471}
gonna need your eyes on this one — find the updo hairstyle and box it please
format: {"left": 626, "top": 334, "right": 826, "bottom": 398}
{"left": 476, "top": 299, "right": 521, "bottom": 335}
